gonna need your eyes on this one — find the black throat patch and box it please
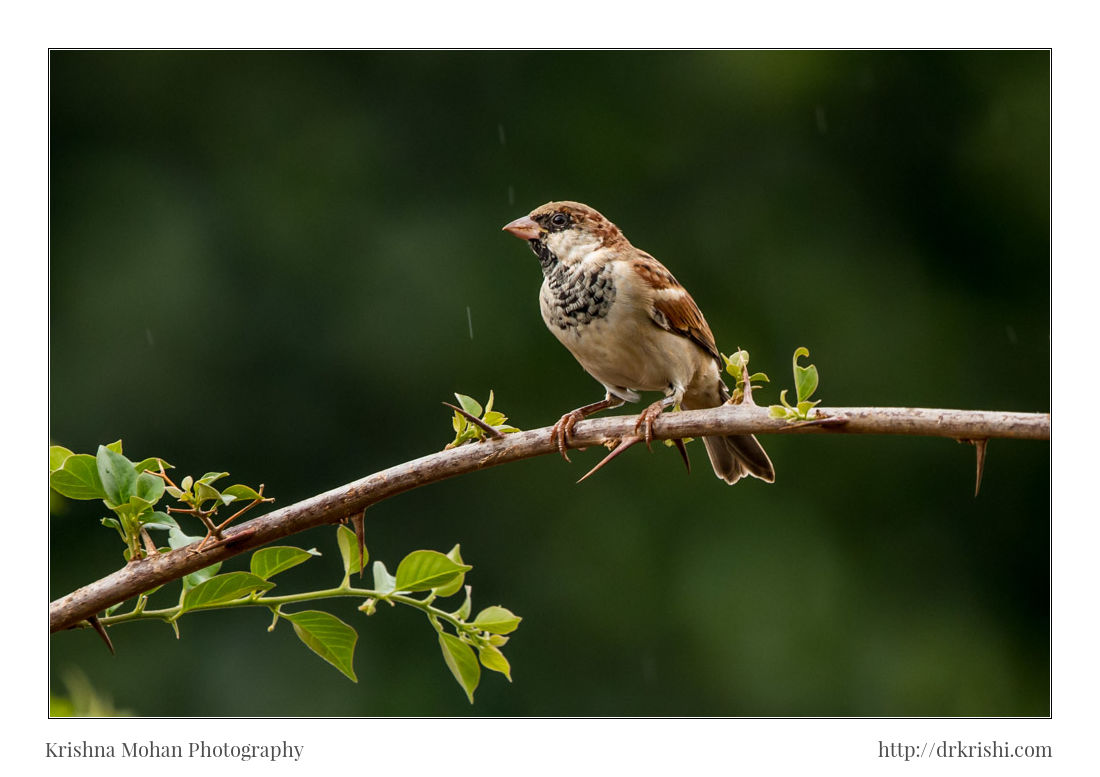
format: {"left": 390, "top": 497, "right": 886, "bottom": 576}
{"left": 540, "top": 255, "right": 617, "bottom": 331}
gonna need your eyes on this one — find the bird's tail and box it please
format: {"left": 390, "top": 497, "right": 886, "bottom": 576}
{"left": 688, "top": 379, "right": 775, "bottom": 485}
{"left": 701, "top": 434, "right": 775, "bottom": 485}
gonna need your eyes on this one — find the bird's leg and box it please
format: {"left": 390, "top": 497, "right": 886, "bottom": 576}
{"left": 551, "top": 394, "right": 625, "bottom": 462}
{"left": 634, "top": 394, "right": 681, "bottom": 451}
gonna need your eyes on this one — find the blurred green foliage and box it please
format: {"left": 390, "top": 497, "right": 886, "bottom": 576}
{"left": 49, "top": 51, "right": 1049, "bottom": 716}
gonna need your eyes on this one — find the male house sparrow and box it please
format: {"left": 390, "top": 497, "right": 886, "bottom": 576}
{"left": 502, "top": 201, "right": 774, "bottom": 485}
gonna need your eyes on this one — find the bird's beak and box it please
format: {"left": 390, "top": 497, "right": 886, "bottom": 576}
{"left": 501, "top": 215, "right": 541, "bottom": 240}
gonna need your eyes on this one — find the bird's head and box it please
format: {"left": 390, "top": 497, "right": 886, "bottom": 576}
{"left": 502, "top": 201, "right": 626, "bottom": 266}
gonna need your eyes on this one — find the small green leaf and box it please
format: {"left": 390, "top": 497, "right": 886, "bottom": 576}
{"left": 791, "top": 347, "right": 818, "bottom": 404}
{"left": 251, "top": 546, "right": 320, "bottom": 580}
{"left": 50, "top": 454, "right": 107, "bottom": 500}
{"left": 192, "top": 481, "right": 223, "bottom": 508}
{"left": 97, "top": 446, "right": 138, "bottom": 508}
{"left": 180, "top": 572, "right": 274, "bottom": 613}
{"left": 372, "top": 560, "right": 396, "bottom": 594}
{"left": 180, "top": 475, "right": 193, "bottom": 492}
{"left": 796, "top": 399, "right": 821, "bottom": 418}
{"left": 394, "top": 550, "right": 472, "bottom": 592}
{"left": 778, "top": 388, "right": 793, "bottom": 409}
{"left": 140, "top": 511, "right": 179, "bottom": 531}
{"left": 133, "top": 456, "right": 172, "bottom": 474}
{"left": 221, "top": 484, "right": 263, "bottom": 502}
{"left": 135, "top": 472, "right": 165, "bottom": 505}
{"left": 748, "top": 372, "right": 770, "bottom": 384}
{"left": 336, "top": 525, "right": 368, "bottom": 580}
{"left": 438, "top": 632, "right": 480, "bottom": 703}
{"left": 197, "top": 471, "right": 229, "bottom": 485}
{"left": 483, "top": 410, "right": 506, "bottom": 427}
{"left": 49, "top": 445, "right": 74, "bottom": 473}
{"left": 454, "top": 393, "right": 483, "bottom": 418}
{"left": 484, "top": 389, "right": 495, "bottom": 415}
{"left": 451, "top": 585, "right": 473, "bottom": 620}
{"left": 284, "top": 610, "right": 358, "bottom": 682}
{"left": 768, "top": 405, "right": 790, "bottom": 418}
{"left": 433, "top": 544, "right": 467, "bottom": 597}
{"left": 105, "top": 440, "right": 124, "bottom": 454}
{"left": 477, "top": 643, "right": 512, "bottom": 681}
{"left": 100, "top": 516, "right": 125, "bottom": 538}
{"left": 795, "top": 364, "right": 819, "bottom": 404}
{"left": 472, "top": 605, "right": 522, "bottom": 634}
{"left": 452, "top": 412, "right": 466, "bottom": 434}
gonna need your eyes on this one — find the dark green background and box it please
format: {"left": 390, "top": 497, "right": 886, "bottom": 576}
{"left": 49, "top": 51, "right": 1050, "bottom": 716}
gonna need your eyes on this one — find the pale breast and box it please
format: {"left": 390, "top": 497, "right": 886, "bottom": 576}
{"left": 540, "top": 262, "right": 715, "bottom": 402}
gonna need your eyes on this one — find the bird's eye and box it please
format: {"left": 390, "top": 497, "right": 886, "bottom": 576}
{"left": 550, "top": 213, "right": 569, "bottom": 228}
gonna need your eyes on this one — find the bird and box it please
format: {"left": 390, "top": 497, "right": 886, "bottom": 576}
{"left": 502, "top": 200, "right": 775, "bottom": 485}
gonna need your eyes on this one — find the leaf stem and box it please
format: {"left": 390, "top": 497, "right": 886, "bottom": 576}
{"left": 91, "top": 584, "right": 476, "bottom": 636}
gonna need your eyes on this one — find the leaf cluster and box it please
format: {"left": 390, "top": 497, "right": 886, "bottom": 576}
{"left": 722, "top": 348, "right": 770, "bottom": 404}
{"left": 91, "top": 526, "right": 520, "bottom": 703}
{"left": 49, "top": 441, "right": 270, "bottom": 562}
{"left": 445, "top": 390, "right": 521, "bottom": 448}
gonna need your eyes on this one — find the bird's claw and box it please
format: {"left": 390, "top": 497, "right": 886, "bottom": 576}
{"left": 551, "top": 410, "right": 585, "bottom": 463}
{"left": 634, "top": 400, "right": 668, "bottom": 451}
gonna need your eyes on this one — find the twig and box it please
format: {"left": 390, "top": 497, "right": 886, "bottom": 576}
{"left": 49, "top": 405, "right": 1049, "bottom": 633}
{"left": 443, "top": 402, "right": 504, "bottom": 439}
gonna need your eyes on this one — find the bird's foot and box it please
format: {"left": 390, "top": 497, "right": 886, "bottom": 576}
{"left": 634, "top": 397, "right": 676, "bottom": 451}
{"left": 550, "top": 409, "right": 587, "bottom": 463}
{"left": 550, "top": 396, "right": 624, "bottom": 463}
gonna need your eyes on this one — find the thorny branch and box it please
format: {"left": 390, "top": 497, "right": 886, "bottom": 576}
{"left": 50, "top": 404, "right": 1049, "bottom": 634}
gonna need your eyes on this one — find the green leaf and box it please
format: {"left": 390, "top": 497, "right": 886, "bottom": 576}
{"left": 49, "top": 454, "right": 107, "bottom": 500}
{"left": 100, "top": 516, "right": 125, "bottom": 538}
{"left": 768, "top": 405, "right": 790, "bottom": 418}
{"left": 778, "top": 388, "right": 793, "bottom": 409}
{"left": 477, "top": 643, "right": 512, "bottom": 681}
{"left": 484, "top": 389, "right": 495, "bottom": 415}
{"left": 792, "top": 347, "right": 818, "bottom": 403}
{"left": 796, "top": 399, "right": 821, "bottom": 418}
{"left": 483, "top": 410, "right": 506, "bottom": 427}
{"left": 433, "top": 544, "right": 467, "bottom": 597}
{"left": 197, "top": 471, "right": 229, "bottom": 485}
{"left": 795, "top": 364, "right": 819, "bottom": 404}
{"left": 472, "top": 605, "right": 522, "bottom": 634}
{"left": 180, "top": 572, "right": 274, "bottom": 613}
{"left": 97, "top": 446, "right": 138, "bottom": 507}
{"left": 284, "top": 610, "right": 358, "bottom": 682}
{"left": 452, "top": 412, "right": 466, "bottom": 435}
{"left": 748, "top": 372, "right": 770, "bottom": 384}
{"left": 221, "top": 484, "right": 263, "bottom": 502}
{"left": 394, "top": 550, "right": 472, "bottom": 592}
{"left": 251, "top": 546, "right": 320, "bottom": 580}
{"left": 133, "top": 456, "right": 171, "bottom": 474}
{"left": 134, "top": 472, "right": 165, "bottom": 505}
{"left": 438, "top": 632, "right": 480, "bottom": 703}
{"left": 49, "top": 445, "right": 74, "bottom": 473}
{"left": 180, "top": 475, "right": 194, "bottom": 493}
{"left": 336, "top": 525, "right": 368, "bottom": 580}
{"left": 372, "top": 560, "right": 396, "bottom": 594}
{"left": 454, "top": 393, "right": 482, "bottom": 418}
{"left": 140, "top": 511, "right": 179, "bottom": 531}
{"left": 451, "top": 585, "right": 472, "bottom": 620}
{"left": 105, "top": 440, "right": 124, "bottom": 454}
{"left": 192, "top": 480, "right": 223, "bottom": 508}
